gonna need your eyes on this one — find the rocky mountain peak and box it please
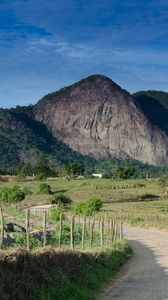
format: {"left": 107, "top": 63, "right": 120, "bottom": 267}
{"left": 33, "top": 75, "right": 168, "bottom": 166}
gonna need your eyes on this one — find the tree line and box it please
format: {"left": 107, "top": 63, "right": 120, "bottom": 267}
{"left": 0, "top": 153, "right": 168, "bottom": 179}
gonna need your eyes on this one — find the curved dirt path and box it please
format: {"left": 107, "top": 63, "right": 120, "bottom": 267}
{"left": 99, "top": 226, "right": 168, "bottom": 300}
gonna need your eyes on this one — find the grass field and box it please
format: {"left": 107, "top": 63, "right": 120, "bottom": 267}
{"left": 1, "top": 176, "right": 165, "bottom": 299}
{"left": 0, "top": 176, "right": 168, "bottom": 230}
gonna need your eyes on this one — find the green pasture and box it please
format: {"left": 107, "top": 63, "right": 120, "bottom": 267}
{"left": 0, "top": 177, "right": 168, "bottom": 229}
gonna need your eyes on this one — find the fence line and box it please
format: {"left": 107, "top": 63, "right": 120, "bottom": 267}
{"left": 0, "top": 209, "right": 123, "bottom": 251}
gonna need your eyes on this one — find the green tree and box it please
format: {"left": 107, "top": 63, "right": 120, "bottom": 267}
{"left": 113, "top": 166, "right": 136, "bottom": 180}
{"left": 20, "top": 162, "right": 33, "bottom": 176}
{"left": 34, "top": 154, "right": 51, "bottom": 176}
{"left": 16, "top": 162, "right": 25, "bottom": 175}
{"left": 158, "top": 175, "right": 168, "bottom": 188}
{"left": 65, "top": 163, "right": 85, "bottom": 176}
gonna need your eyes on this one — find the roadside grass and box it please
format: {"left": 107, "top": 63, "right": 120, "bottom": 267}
{"left": 0, "top": 239, "right": 131, "bottom": 300}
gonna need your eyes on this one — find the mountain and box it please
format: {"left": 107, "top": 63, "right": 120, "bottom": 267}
{"left": 133, "top": 91, "right": 168, "bottom": 135}
{"left": 0, "top": 106, "right": 95, "bottom": 168}
{"left": 1, "top": 75, "right": 168, "bottom": 168}
{"left": 33, "top": 75, "right": 168, "bottom": 166}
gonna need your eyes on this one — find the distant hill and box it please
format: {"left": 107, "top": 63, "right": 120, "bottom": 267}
{"left": 133, "top": 91, "right": 168, "bottom": 134}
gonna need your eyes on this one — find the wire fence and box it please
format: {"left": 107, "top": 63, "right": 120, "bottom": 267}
{"left": 0, "top": 207, "right": 123, "bottom": 251}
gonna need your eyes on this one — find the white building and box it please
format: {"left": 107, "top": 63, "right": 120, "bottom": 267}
{"left": 92, "top": 173, "right": 102, "bottom": 178}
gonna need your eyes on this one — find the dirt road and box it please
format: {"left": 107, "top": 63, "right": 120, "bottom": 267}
{"left": 100, "top": 227, "right": 168, "bottom": 300}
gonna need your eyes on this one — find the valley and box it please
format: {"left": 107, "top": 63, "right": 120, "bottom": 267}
{"left": 1, "top": 76, "right": 168, "bottom": 300}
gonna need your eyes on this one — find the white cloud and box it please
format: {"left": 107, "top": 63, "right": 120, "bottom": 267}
{"left": 26, "top": 36, "right": 168, "bottom": 68}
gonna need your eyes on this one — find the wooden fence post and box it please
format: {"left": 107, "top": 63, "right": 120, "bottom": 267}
{"left": 106, "top": 219, "right": 110, "bottom": 246}
{"left": 59, "top": 213, "right": 62, "bottom": 247}
{"left": 88, "top": 218, "right": 90, "bottom": 230}
{"left": 90, "top": 219, "right": 95, "bottom": 248}
{"left": 116, "top": 221, "right": 119, "bottom": 240}
{"left": 98, "top": 217, "right": 101, "bottom": 229}
{"left": 113, "top": 221, "right": 117, "bottom": 241}
{"left": 119, "top": 220, "right": 122, "bottom": 240}
{"left": 43, "top": 211, "right": 47, "bottom": 247}
{"left": 122, "top": 221, "right": 124, "bottom": 239}
{"left": 82, "top": 217, "right": 86, "bottom": 250}
{"left": 70, "top": 216, "right": 74, "bottom": 249}
{"left": 0, "top": 207, "right": 4, "bottom": 249}
{"left": 100, "top": 219, "right": 104, "bottom": 247}
{"left": 112, "top": 220, "right": 115, "bottom": 243}
{"left": 26, "top": 209, "right": 30, "bottom": 251}
{"left": 110, "top": 220, "right": 113, "bottom": 244}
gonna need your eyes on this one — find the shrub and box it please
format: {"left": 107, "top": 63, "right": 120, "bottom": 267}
{"left": 0, "top": 186, "right": 25, "bottom": 203}
{"left": 158, "top": 175, "right": 168, "bottom": 187}
{"left": 49, "top": 207, "right": 63, "bottom": 223}
{"left": 0, "top": 176, "right": 8, "bottom": 182}
{"left": 49, "top": 193, "right": 72, "bottom": 209}
{"left": 73, "top": 202, "right": 86, "bottom": 215}
{"left": 130, "top": 217, "right": 144, "bottom": 225}
{"left": 35, "top": 173, "right": 47, "bottom": 180}
{"left": 14, "top": 232, "right": 26, "bottom": 246}
{"left": 73, "top": 198, "right": 102, "bottom": 216}
{"left": 86, "top": 198, "right": 102, "bottom": 212}
{"left": 15, "top": 175, "right": 27, "bottom": 182}
{"left": 22, "top": 187, "right": 33, "bottom": 195}
{"left": 14, "top": 233, "right": 42, "bottom": 249}
{"left": 39, "top": 183, "right": 52, "bottom": 194}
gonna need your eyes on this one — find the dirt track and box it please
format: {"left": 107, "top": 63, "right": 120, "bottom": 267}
{"left": 100, "top": 227, "right": 168, "bottom": 300}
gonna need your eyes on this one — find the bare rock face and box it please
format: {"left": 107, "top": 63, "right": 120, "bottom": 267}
{"left": 34, "top": 75, "right": 168, "bottom": 166}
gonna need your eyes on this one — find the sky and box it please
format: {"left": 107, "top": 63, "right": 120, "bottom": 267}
{"left": 1, "top": 0, "right": 168, "bottom": 108}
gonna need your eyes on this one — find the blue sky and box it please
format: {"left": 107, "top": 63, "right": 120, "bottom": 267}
{"left": 1, "top": 0, "right": 168, "bottom": 108}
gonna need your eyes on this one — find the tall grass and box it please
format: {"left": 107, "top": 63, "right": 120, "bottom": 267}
{"left": 0, "top": 240, "right": 131, "bottom": 300}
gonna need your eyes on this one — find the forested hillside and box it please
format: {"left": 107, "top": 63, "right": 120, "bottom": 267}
{"left": 133, "top": 91, "right": 168, "bottom": 134}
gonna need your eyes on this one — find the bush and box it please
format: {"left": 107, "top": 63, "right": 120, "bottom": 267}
{"left": 22, "top": 187, "right": 33, "bottom": 195}
{"left": 35, "top": 173, "right": 47, "bottom": 180}
{"left": 0, "top": 186, "right": 25, "bottom": 203}
{"left": 14, "top": 232, "right": 42, "bottom": 249}
{"left": 158, "top": 175, "right": 168, "bottom": 187}
{"left": 86, "top": 198, "right": 102, "bottom": 212}
{"left": 15, "top": 175, "right": 27, "bottom": 182}
{"left": 14, "top": 232, "right": 26, "bottom": 246}
{"left": 73, "top": 202, "right": 85, "bottom": 215}
{"left": 39, "top": 183, "right": 52, "bottom": 194}
{"left": 73, "top": 198, "right": 102, "bottom": 216}
{"left": 49, "top": 207, "right": 63, "bottom": 223}
{"left": 49, "top": 193, "right": 72, "bottom": 209}
{"left": 0, "top": 176, "right": 8, "bottom": 182}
